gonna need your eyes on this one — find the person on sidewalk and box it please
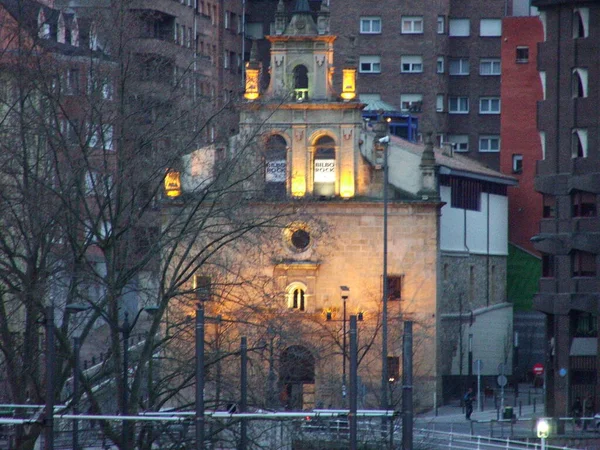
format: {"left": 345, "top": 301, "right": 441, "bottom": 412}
{"left": 583, "top": 394, "right": 594, "bottom": 430}
{"left": 464, "top": 388, "right": 475, "bottom": 420}
{"left": 572, "top": 396, "right": 583, "bottom": 428}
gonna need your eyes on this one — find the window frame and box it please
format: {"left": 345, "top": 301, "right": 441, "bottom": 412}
{"left": 480, "top": 58, "right": 501, "bottom": 76}
{"left": 449, "top": 58, "right": 470, "bottom": 76}
{"left": 512, "top": 154, "right": 523, "bottom": 174}
{"left": 401, "top": 16, "right": 424, "bottom": 34}
{"left": 437, "top": 15, "right": 445, "bottom": 34}
{"left": 447, "top": 135, "right": 469, "bottom": 152}
{"left": 400, "top": 94, "right": 423, "bottom": 113}
{"left": 449, "top": 18, "right": 470, "bottom": 37}
{"left": 572, "top": 191, "right": 597, "bottom": 217}
{"left": 516, "top": 46, "right": 529, "bottom": 63}
{"left": 479, "top": 135, "right": 500, "bottom": 153}
{"left": 400, "top": 55, "right": 423, "bottom": 73}
{"left": 359, "top": 55, "right": 381, "bottom": 74}
{"left": 572, "top": 250, "right": 596, "bottom": 278}
{"left": 436, "top": 56, "right": 444, "bottom": 74}
{"left": 479, "top": 97, "right": 501, "bottom": 114}
{"left": 448, "top": 96, "right": 469, "bottom": 114}
{"left": 542, "top": 195, "right": 556, "bottom": 218}
{"left": 479, "top": 18, "right": 502, "bottom": 37}
{"left": 360, "top": 16, "right": 382, "bottom": 34}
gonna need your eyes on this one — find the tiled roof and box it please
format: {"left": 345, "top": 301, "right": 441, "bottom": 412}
{"left": 391, "top": 134, "right": 518, "bottom": 185}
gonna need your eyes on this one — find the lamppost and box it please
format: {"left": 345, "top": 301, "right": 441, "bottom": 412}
{"left": 326, "top": 286, "right": 362, "bottom": 407}
{"left": 374, "top": 116, "right": 391, "bottom": 411}
{"left": 44, "top": 305, "right": 55, "bottom": 450}
{"left": 120, "top": 305, "right": 159, "bottom": 450}
{"left": 65, "top": 303, "right": 90, "bottom": 450}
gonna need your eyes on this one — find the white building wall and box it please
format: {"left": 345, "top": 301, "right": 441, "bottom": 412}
{"left": 449, "top": 304, "right": 514, "bottom": 376}
{"left": 440, "top": 186, "right": 509, "bottom": 256}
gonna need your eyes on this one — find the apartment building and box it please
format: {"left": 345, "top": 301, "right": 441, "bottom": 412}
{"left": 531, "top": 0, "right": 600, "bottom": 420}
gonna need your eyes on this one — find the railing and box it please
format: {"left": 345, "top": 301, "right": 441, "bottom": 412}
{"left": 415, "top": 429, "right": 581, "bottom": 450}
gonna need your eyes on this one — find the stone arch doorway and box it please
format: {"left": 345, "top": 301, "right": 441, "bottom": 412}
{"left": 279, "top": 345, "right": 315, "bottom": 410}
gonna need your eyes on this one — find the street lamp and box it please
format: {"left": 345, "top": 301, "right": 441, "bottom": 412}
{"left": 537, "top": 418, "right": 549, "bottom": 450}
{"left": 65, "top": 303, "right": 90, "bottom": 450}
{"left": 326, "top": 286, "right": 364, "bottom": 407}
{"left": 121, "top": 305, "right": 159, "bottom": 450}
{"left": 374, "top": 116, "right": 391, "bottom": 411}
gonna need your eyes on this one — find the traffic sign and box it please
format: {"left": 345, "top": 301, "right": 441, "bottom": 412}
{"left": 497, "top": 375, "right": 508, "bottom": 387}
{"left": 533, "top": 363, "right": 544, "bottom": 376}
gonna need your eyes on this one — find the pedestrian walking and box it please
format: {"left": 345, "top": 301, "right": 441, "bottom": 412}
{"left": 464, "top": 388, "right": 475, "bottom": 420}
{"left": 572, "top": 396, "right": 583, "bottom": 428}
{"left": 583, "top": 394, "right": 594, "bottom": 430}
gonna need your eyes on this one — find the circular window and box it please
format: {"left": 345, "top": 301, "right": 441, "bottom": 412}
{"left": 284, "top": 222, "right": 312, "bottom": 252}
{"left": 291, "top": 229, "right": 310, "bottom": 250}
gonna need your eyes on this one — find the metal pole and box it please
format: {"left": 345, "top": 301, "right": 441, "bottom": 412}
{"left": 381, "top": 129, "right": 389, "bottom": 412}
{"left": 342, "top": 294, "right": 347, "bottom": 405}
{"left": 44, "top": 305, "right": 55, "bottom": 450}
{"left": 468, "top": 334, "right": 473, "bottom": 377}
{"left": 73, "top": 337, "right": 80, "bottom": 450}
{"left": 122, "top": 312, "right": 130, "bottom": 450}
{"left": 402, "top": 321, "right": 413, "bottom": 450}
{"left": 196, "top": 306, "right": 205, "bottom": 450}
{"left": 240, "top": 337, "right": 247, "bottom": 450}
{"left": 349, "top": 315, "right": 358, "bottom": 450}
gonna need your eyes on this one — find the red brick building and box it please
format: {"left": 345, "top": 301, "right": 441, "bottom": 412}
{"left": 500, "top": 16, "right": 544, "bottom": 254}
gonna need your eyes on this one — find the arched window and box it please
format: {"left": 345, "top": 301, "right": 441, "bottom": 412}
{"left": 293, "top": 65, "right": 308, "bottom": 101}
{"left": 572, "top": 68, "right": 588, "bottom": 98}
{"left": 287, "top": 282, "right": 307, "bottom": 311}
{"left": 571, "top": 129, "right": 587, "bottom": 158}
{"left": 572, "top": 8, "right": 589, "bottom": 39}
{"left": 265, "top": 134, "right": 287, "bottom": 199}
{"left": 313, "top": 136, "right": 336, "bottom": 197}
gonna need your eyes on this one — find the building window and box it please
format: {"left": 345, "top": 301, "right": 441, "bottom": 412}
{"left": 449, "top": 58, "right": 469, "bottom": 75}
{"left": 400, "top": 55, "right": 423, "bottom": 73}
{"left": 400, "top": 94, "right": 423, "bottom": 112}
{"left": 572, "top": 68, "right": 588, "bottom": 98}
{"left": 479, "top": 97, "right": 501, "bottom": 114}
{"left": 265, "top": 134, "right": 287, "bottom": 199}
{"left": 572, "top": 191, "right": 597, "bottom": 217}
{"left": 387, "top": 275, "right": 403, "bottom": 301}
{"left": 359, "top": 56, "right": 381, "bottom": 73}
{"left": 516, "top": 46, "right": 529, "bottom": 63}
{"left": 480, "top": 58, "right": 501, "bottom": 75}
{"left": 512, "top": 154, "right": 523, "bottom": 174}
{"left": 436, "top": 56, "right": 444, "bottom": 73}
{"left": 572, "top": 251, "right": 596, "bottom": 277}
{"left": 447, "top": 135, "right": 469, "bottom": 152}
{"left": 449, "top": 18, "right": 470, "bottom": 37}
{"left": 360, "top": 16, "right": 381, "bottom": 34}
{"left": 436, "top": 94, "right": 444, "bottom": 112}
{"left": 450, "top": 177, "right": 481, "bottom": 211}
{"left": 539, "top": 131, "right": 546, "bottom": 160}
{"left": 401, "top": 16, "right": 423, "bottom": 34}
{"left": 574, "top": 313, "right": 597, "bottom": 338}
{"left": 313, "top": 136, "right": 336, "bottom": 197}
{"left": 437, "top": 15, "right": 445, "bottom": 34}
{"left": 571, "top": 128, "right": 588, "bottom": 158}
{"left": 543, "top": 195, "right": 556, "bottom": 218}
{"left": 66, "top": 68, "right": 80, "bottom": 95}
{"left": 387, "top": 356, "right": 400, "bottom": 383}
{"left": 479, "top": 135, "right": 500, "bottom": 152}
{"left": 448, "top": 96, "right": 469, "bottom": 114}
{"left": 541, "top": 253, "right": 555, "bottom": 278}
{"left": 480, "top": 19, "right": 501, "bottom": 37}
{"left": 573, "top": 8, "right": 589, "bottom": 39}
{"left": 288, "top": 286, "right": 306, "bottom": 311}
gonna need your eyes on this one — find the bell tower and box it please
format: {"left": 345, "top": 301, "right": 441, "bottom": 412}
{"left": 265, "top": 0, "right": 336, "bottom": 102}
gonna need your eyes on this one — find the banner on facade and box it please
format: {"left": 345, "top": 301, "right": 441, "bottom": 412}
{"left": 266, "top": 160, "right": 286, "bottom": 182}
{"left": 314, "top": 160, "right": 335, "bottom": 183}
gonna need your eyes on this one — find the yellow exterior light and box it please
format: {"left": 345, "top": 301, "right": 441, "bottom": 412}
{"left": 341, "top": 67, "right": 356, "bottom": 101}
{"left": 164, "top": 170, "right": 181, "bottom": 198}
{"left": 244, "top": 65, "right": 260, "bottom": 100}
{"left": 340, "top": 171, "right": 355, "bottom": 199}
{"left": 291, "top": 175, "right": 306, "bottom": 198}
